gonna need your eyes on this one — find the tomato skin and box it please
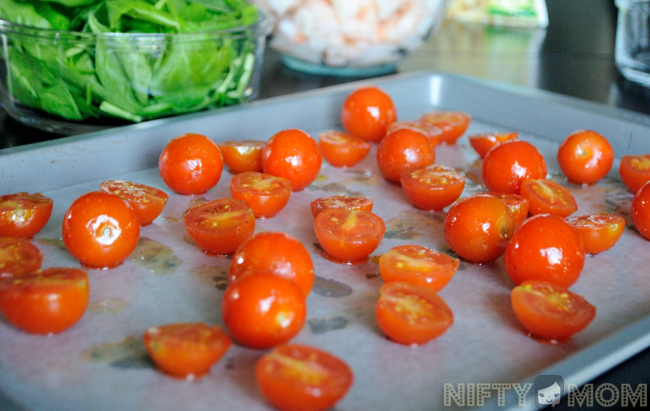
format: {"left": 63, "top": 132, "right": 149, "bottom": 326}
{"left": 0, "top": 192, "right": 53, "bottom": 238}
{"left": 183, "top": 198, "right": 255, "bottom": 256}
{"left": 62, "top": 191, "right": 140, "bottom": 269}
{"left": 376, "top": 281, "right": 454, "bottom": 346}
{"left": 520, "top": 178, "right": 578, "bottom": 218}
{"left": 309, "top": 196, "right": 373, "bottom": 218}
{"left": 230, "top": 172, "right": 292, "bottom": 219}
{"left": 376, "top": 127, "right": 436, "bottom": 183}
{"left": 443, "top": 194, "right": 515, "bottom": 264}
{"left": 318, "top": 131, "right": 371, "bottom": 167}
{"left": 482, "top": 140, "right": 547, "bottom": 194}
{"left": 100, "top": 180, "right": 169, "bottom": 226}
{"left": 620, "top": 154, "right": 650, "bottom": 193}
{"left": 341, "top": 86, "right": 397, "bottom": 142}
{"left": 486, "top": 193, "right": 529, "bottom": 228}
{"left": 632, "top": 181, "right": 650, "bottom": 241}
{"left": 468, "top": 131, "right": 519, "bottom": 158}
{"left": 557, "top": 130, "right": 614, "bottom": 185}
{"left": 256, "top": 344, "right": 353, "bottom": 411}
{"left": 142, "top": 323, "right": 232, "bottom": 380}
{"left": 379, "top": 245, "right": 459, "bottom": 292}
{"left": 0, "top": 267, "right": 89, "bottom": 334}
{"left": 504, "top": 214, "right": 585, "bottom": 288}
{"left": 222, "top": 272, "right": 306, "bottom": 349}
{"left": 219, "top": 140, "right": 265, "bottom": 174}
{"left": 419, "top": 111, "right": 471, "bottom": 145}
{"left": 0, "top": 237, "right": 43, "bottom": 280}
{"left": 400, "top": 165, "right": 465, "bottom": 211}
{"left": 511, "top": 281, "right": 596, "bottom": 342}
{"left": 387, "top": 120, "right": 443, "bottom": 147}
{"left": 566, "top": 213, "right": 625, "bottom": 254}
{"left": 158, "top": 133, "right": 224, "bottom": 195}
{"left": 229, "top": 231, "right": 314, "bottom": 297}
{"left": 262, "top": 129, "right": 323, "bottom": 192}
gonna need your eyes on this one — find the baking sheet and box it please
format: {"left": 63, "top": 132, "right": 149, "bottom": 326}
{"left": 1, "top": 71, "right": 650, "bottom": 411}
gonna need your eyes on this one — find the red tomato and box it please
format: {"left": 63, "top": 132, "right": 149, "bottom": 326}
{"left": 99, "top": 180, "right": 169, "bottom": 226}
{"left": 219, "top": 140, "right": 265, "bottom": 174}
{"left": 229, "top": 231, "right": 314, "bottom": 297}
{"left": 619, "top": 154, "right": 650, "bottom": 193}
{"left": 443, "top": 194, "right": 515, "bottom": 264}
{"left": 376, "top": 281, "right": 453, "bottom": 346}
{"left": 400, "top": 164, "right": 465, "bottom": 211}
{"left": 0, "top": 267, "right": 89, "bottom": 334}
{"left": 566, "top": 213, "right": 625, "bottom": 255}
{"left": 183, "top": 198, "right": 255, "bottom": 256}
{"left": 222, "top": 271, "right": 306, "bottom": 349}
{"left": 486, "top": 193, "right": 529, "bottom": 228}
{"left": 379, "top": 245, "right": 459, "bottom": 292}
{"left": 230, "top": 171, "right": 292, "bottom": 219}
{"left": 142, "top": 323, "right": 232, "bottom": 380}
{"left": 511, "top": 280, "right": 596, "bottom": 342}
{"left": 62, "top": 191, "right": 140, "bottom": 269}
{"left": 341, "top": 86, "right": 397, "bottom": 142}
{"left": 0, "top": 237, "right": 43, "bottom": 280}
{"left": 313, "top": 208, "right": 385, "bottom": 264}
{"left": 0, "top": 192, "right": 53, "bottom": 238}
{"left": 256, "top": 344, "right": 353, "bottom": 411}
{"left": 158, "top": 133, "right": 223, "bottom": 195}
{"left": 504, "top": 214, "right": 585, "bottom": 288}
{"left": 387, "top": 120, "right": 443, "bottom": 147}
{"left": 632, "top": 181, "right": 650, "bottom": 241}
{"left": 482, "top": 140, "right": 547, "bottom": 194}
{"left": 557, "top": 129, "right": 614, "bottom": 185}
{"left": 262, "top": 129, "right": 322, "bottom": 192}
{"left": 376, "top": 127, "right": 436, "bottom": 183}
{"left": 419, "top": 111, "right": 471, "bottom": 145}
{"left": 520, "top": 178, "right": 578, "bottom": 218}
{"left": 318, "top": 130, "right": 371, "bottom": 168}
{"left": 468, "top": 131, "right": 519, "bottom": 158}
{"left": 310, "top": 195, "right": 373, "bottom": 218}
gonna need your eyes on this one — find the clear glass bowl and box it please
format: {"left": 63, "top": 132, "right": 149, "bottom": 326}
{"left": 0, "top": 12, "right": 271, "bottom": 135}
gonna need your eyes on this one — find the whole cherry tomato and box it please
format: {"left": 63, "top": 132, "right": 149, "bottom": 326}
{"left": 520, "top": 178, "right": 578, "bottom": 218}
{"left": 158, "top": 133, "right": 223, "bottom": 195}
{"left": 376, "top": 127, "right": 436, "bottom": 183}
{"left": 219, "top": 140, "right": 265, "bottom": 174}
{"left": 468, "top": 131, "right": 518, "bottom": 158}
{"left": 566, "top": 213, "right": 625, "bottom": 255}
{"left": 482, "top": 140, "right": 547, "bottom": 194}
{"left": 230, "top": 171, "right": 292, "bottom": 219}
{"left": 262, "top": 129, "right": 322, "bottom": 192}
{"left": 379, "top": 244, "right": 459, "bottom": 292}
{"left": 619, "top": 154, "right": 650, "bottom": 193}
{"left": 341, "top": 86, "right": 397, "bottom": 142}
{"left": 256, "top": 344, "right": 353, "bottom": 411}
{"left": 387, "top": 119, "right": 443, "bottom": 148}
{"left": 557, "top": 129, "right": 614, "bottom": 185}
{"left": 504, "top": 214, "right": 585, "bottom": 288}
{"left": 632, "top": 181, "right": 650, "bottom": 241}
{"left": 100, "top": 180, "right": 169, "bottom": 226}
{"left": 318, "top": 130, "right": 371, "bottom": 168}
{"left": 400, "top": 164, "right": 465, "bottom": 211}
{"left": 62, "top": 191, "right": 140, "bottom": 269}
{"left": 419, "top": 111, "right": 471, "bottom": 145}
{"left": 485, "top": 193, "right": 529, "bottom": 229}
{"left": 0, "top": 267, "right": 89, "bottom": 334}
{"left": 309, "top": 195, "right": 374, "bottom": 218}
{"left": 0, "top": 237, "right": 43, "bottom": 280}
{"left": 0, "top": 192, "right": 53, "bottom": 238}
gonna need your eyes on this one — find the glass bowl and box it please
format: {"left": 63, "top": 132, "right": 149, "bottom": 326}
{"left": 253, "top": 0, "right": 448, "bottom": 76}
{"left": 0, "top": 6, "right": 271, "bottom": 135}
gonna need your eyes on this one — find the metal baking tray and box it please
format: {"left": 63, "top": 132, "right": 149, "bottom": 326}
{"left": 1, "top": 71, "right": 650, "bottom": 411}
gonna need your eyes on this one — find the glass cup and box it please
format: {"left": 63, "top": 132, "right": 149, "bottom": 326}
{"left": 616, "top": 0, "right": 650, "bottom": 86}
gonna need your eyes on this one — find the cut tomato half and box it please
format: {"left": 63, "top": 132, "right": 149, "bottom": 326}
{"left": 318, "top": 130, "right": 371, "bottom": 168}
{"left": 468, "top": 131, "right": 519, "bottom": 158}
{"left": 620, "top": 154, "right": 650, "bottom": 193}
{"left": 0, "top": 192, "right": 53, "bottom": 238}
{"left": 230, "top": 171, "right": 292, "bottom": 218}
{"left": 419, "top": 111, "right": 471, "bottom": 145}
{"left": 219, "top": 140, "right": 265, "bottom": 174}
{"left": 309, "top": 195, "right": 373, "bottom": 218}
{"left": 566, "top": 213, "right": 625, "bottom": 255}
{"left": 400, "top": 164, "right": 465, "bottom": 211}
{"left": 379, "top": 245, "right": 459, "bottom": 292}
{"left": 0, "top": 237, "right": 43, "bottom": 280}
{"left": 520, "top": 178, "right": 577, "bottom": 217}
{"left": 100, "top": 180, "right": 169, "bottom": 226}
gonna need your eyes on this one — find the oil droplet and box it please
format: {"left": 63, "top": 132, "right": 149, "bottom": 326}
{"left": 308, "top": 316, "right": 349, "bottom": 334}
{"left": 385, "top": 210, "right": 442, "bottom": 240}
{"left": 312, "top": 275, "right": 353, "bottom": 298}
{"left": 190, "top": 265, "right": 229, "bottom": 290}
{"left": 162, "top": 215, "right": 182, "bottom": 224}
{"left": 188, "top": 196, "right": 209, "bottom": 210}
{"left": 80, "top": 336, "right": 153, "bottom": 369}
{"left": 88, "top": 298, "right": 127, "bottom": 314}
{"left": 129, "top": 237, "right": 182, "bottom": 275}
{"left": 34, "top": 237, "right": 66, "bottom": 251}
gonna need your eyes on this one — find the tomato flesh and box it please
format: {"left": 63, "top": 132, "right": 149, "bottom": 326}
{"left": 400, "top": 164, "right": 465, "bottom": 211}
{"left": 620, "top": 154, "right": 650, "bottom": 193}
{"left": 632, "top": 181, "right": 650, "bottom": 241}
{"left": 520, "top": 178, "right": 578, "bottom": 218}
{"left": 318, "top": 130, "right": 371, "bottom": 168}
{"left": 0, "top": 237, "right": 43, "bottom": 280}
{"left": 379, "top": 245, "right": 459, "bottom": 292}
{"left": 468, "top": 131, "right": 518, "bottom": 158}
{"left": 419, "top": 111, "right": 471, "bottom": 145}
{"left": 219, "top": 140, "right": 265, "bottom": 174}
{"left": 486, "top": 193, "right": 529, "bottom": 228}
{"left": 565, "top": 213, "right": 625, "bottom": 254}
{"left": 100, "top": 180, "right": 169, "bottom": 226}
{"left": 230, "top": 171, "right": 292, "bottom": 219}
{"left": 0, "top": 192, "right": 53, "bottom": 238}
{"left": 309, "top": 195, "right": 373, "bottom": 218}
{"left": 387, "top": 120, "right": 443, "bottom": 147}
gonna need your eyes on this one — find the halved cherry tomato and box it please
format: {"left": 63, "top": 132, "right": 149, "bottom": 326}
{"left": 0, "top": 267, "right": 89, "bottom": 334}
{"left": 632, "top": 181, "right": 650, "bottom": 241}
{"left": 387, "top": 119, "right": 443, "bottom": 148}
{"left": 309, "top": 196, "right": 373, "bottom": 218}
{"left": 0, "top": 192, "right": 53, "bottom": 238}
{"left": 158, "top": 133, "right": 223, "bottom": 195}
{"left": 0, "top": 237, "right": 43, "bottom": 280}
{"left": 222, "top": 271, "right": 306, "bottom": 349}
{"left": 511, "top": 280, "right": 596, "bottom": 342}
{"left": 468, "top": 131, "right": 519, "bottom": 158}
{"left": 557, "top": 130, "right": 614, "bottom": 185}
{"left": 62, "top": 191, "right": 140, "bottom": 269}
{"left": 504, "top": 214, "right": 585, "bottom": 288}
{"left": 341, "top": 86, "right": 397, "bottom": 142}
{"left": 376, "top": 281, "right": 453, "bottom": 346}
{"left": 314, "top": 208, "right": 385, "bottom": 264}
{"left": 219, "top": 140, "right": 265, "bottom": 174}
{"left": 520, "top": 178, "right": 578, "bottom": 218}
{"left": 100, "top": 180, "right": 169, "bottom": 226}
{"left": 229, "top": 231, "right": 314, "bottom": 297}
{"left": 400, "top": 165, "right": 465, "bottom": 211}
{"left": 262, "top": 129, "right": 322, "bottom": 192}
{"left": 482, "top": 140, "right": 547, "bottom": 194}
{"left": 183, "top": 198, "right": 255, "bottom": 256}
{"left": 230, "top": 171, "right": 292, "bottom": 219}
{"left": 486, "top": 193, "right": 529, "bottom": 228}
{"left": 377, "top": 127, "right": 436, "bottom": 183}
{"left": 142, "top": 323, "right": 232, "bottom": 380}
{"left": 419, "top": 111, "right": 471, "bottom": 145}
{"left": 444, "top": 194, "right": 515, "bottom": 264}
{"left": 379, "top": 245, "right": 459, "bottom": 292}
{"left": 318, "top": 130, "right": 371, "bottom": 168}
{"left": 566, "top": 213, "right": 625, "bottom": 255}
{"left": 256, "top": 344, "right": 353, "bottom": 411}
{"left": 620, "top": 154, "right": 650, "bottom": 193}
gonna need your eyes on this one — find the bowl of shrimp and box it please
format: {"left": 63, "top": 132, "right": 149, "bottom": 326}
{"left": 253, "top": 0, "right": 448, "bottom": 76}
